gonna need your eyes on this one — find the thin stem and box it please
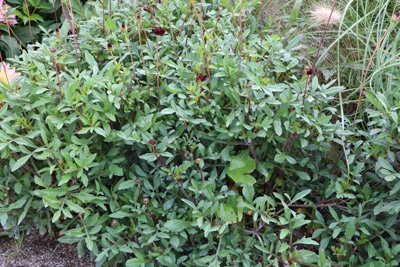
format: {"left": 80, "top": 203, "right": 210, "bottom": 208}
{"left": 155, "top": 37, "right": 161, "bottom": 107}
{"left": 102, "top": 0, "right": 105, "bottom": 35}
{"left": 177, "top": 179, "right": 195, "bottom": 203}
{"left": 196, "top": 159, "right": 204, "bottom": 182}
{"left": 303, "top": 0, "right": 337, "bottom": 104}
{"left": 352, "top": 23, "right": 393, "bottom": 125}
{"left": 50, "top": 50, "right": 63, "bottom": 100}
{"left": 237, "top": 0, "right": 244, "bottom": 80}
{"left": 61, "top": 0, "right": 81, "bottom": 72}
{"left": 151, "top": 145, "right": 163, "bottom": 166}
{"left": 23, "top": 0, "right": 34, "bottom": 43}
{"left": 259, "top": 0, "right": 265, "bottom": 43}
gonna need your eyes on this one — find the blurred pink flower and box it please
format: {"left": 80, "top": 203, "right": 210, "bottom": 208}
{"left": 0, "top": 62, "right": 20, "bottom": 85}
{"left": 0, "top": 0, "right": 18, "bottom": 26}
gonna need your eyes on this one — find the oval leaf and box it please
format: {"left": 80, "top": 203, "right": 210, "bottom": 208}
{"left": 164, "top": 219, "right": 191, "bottom": 233}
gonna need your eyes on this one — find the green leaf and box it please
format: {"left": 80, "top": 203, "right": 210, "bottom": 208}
{"left": 7, "top": 197, "right": 27, "bottom": 211}
{"left": 95, "top": 127, "right": 107, "bottom": 137}
{"left": 291, "top": 189, "right": 312, "bottom": 203}
{"left": 292, "top": 249, "right": 319, "bottom": 264}
{"left": 85, "top": 51, "right": 97, "bottom": 68}
{"left": 65, "top": 200, "right": 85, "bottom": 214}
{"left": 377, "top": 157, "right": 395, "bottom": 172}
{"left": 0, "top": 213, "right": 8, "bottom": 227}
{"left": 242, "top": 183, "right": 255, "bottom": 202}
{"left": 345, "top": 217, "right": 356, "bottom": 240}
{"left": 118, "top": 180, "right": 135, "bottom": 190}
{"left": 85, "top": 237, "right": 94, "bottom": 251}
{"left": 17, "top": 196, "right": 33, "bottom": 225}
{"left": 14, "top": 182, "right": 22, "bottom": 194}
{"left": 160, "top": 108, "right": 176, "bottom": 115}
{"left": 52, "top": 209, "right": 61, "bottom": 223}
{"left": 164, "top": 219, "right": 192, "bottom": 233}
{"left": 109, "top": 211, "right": 132, "bottom": 219}
{"left": 365, "top": 91, "right": 384, "bottom": 112}
{"left": 273, "top": 119, "right": 282, "bottom": 136}
{"left": 57, "top": 235, "right": 81, "bottom": 244}
{"left": 274, "top": 152, "right": 285, "bottom": 164}
{"left": 293, "top": 237, "right": 319, "bottom": 246}
{"left": 88, "top": 225, "right": 102, "bottom": 235}
{"left": 293, "top": 170, "right": 311, "bottom": 181}
{"left": 280, "top": 229, "right": 290, "bottom": 239}
{"left": 11, "top": 154, "right": 31, "bottom": 172}
{"left": 126, "top": 257, "right": 146, "bottom": 266}
{"left": 227, "top": 151, "right": 256, "bottom": 185}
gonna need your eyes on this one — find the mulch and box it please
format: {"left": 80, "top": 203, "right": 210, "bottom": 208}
{"left": 0, "top": 230, "right": 95, "bottom": 267}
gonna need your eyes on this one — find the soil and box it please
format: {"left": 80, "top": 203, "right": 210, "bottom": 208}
{"left": 0, "top": 230, "right": 95, "bottom": 267}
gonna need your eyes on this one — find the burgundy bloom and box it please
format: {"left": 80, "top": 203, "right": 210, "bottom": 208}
{"left": 121, "top": 23, "right": 127, "bottom": 33}
{"left": 152, "top": 27, "right": 166, "bottom": 36}
{"left": 305, "top": 66, "right": 314, "bottom": 75}
{"left": 107, "top": 43, "right": 113, "bottom": 52}
{"left": 149, "top": 139, "right": 156, "bottom": 145}
{"left": 196, "top": 74, "right": 207, "bottom": 82}
{"left": 391, "top": 12, "right": 400, "bottom": 22}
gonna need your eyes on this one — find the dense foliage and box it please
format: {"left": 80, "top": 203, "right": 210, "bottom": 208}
{"left": 0, "top": 0, "right": 399, "bottom": 266}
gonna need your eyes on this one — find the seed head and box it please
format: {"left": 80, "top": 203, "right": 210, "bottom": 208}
{"left": 310, "top": 3, "right": 342, "bottom": 26}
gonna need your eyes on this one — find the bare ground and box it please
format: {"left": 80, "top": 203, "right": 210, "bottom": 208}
{"left": 0, "top": 230, "right": 95, "bottom": 267}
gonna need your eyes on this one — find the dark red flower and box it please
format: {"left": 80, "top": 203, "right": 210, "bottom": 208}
{"left": 305, "top": 66, "right": 314, "bottom": 75}
{"left": 196, "top": 74, "right": 207, "bottom": 82}
{"left": 121, "top": 23, "right": 127, "bottom": 33}
{"left": 152, "top": 27, "right": 166, "bottom": 36}
{"left": 107, "top": 43, "right": 113, "bottom": 52}
{"left": 149, "top": 139, "right": 156, "bottom": 145}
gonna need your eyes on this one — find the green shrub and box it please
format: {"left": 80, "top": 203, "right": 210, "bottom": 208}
{"left": 0, "top": 1, "right": 399, "bottom": 266}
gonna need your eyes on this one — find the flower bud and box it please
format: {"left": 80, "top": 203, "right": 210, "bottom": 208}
{"left": 149, "top": 139, "right": 156, "bottom": 145}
